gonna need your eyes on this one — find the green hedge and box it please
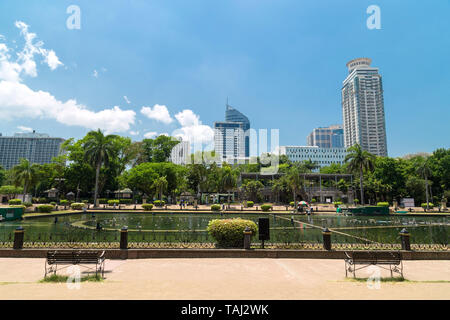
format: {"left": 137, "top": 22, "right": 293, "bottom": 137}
{"left": 421, "top": 203, "right": 434, "bottom": 208}
{"left": 207, "top": 218, "right": 258, "bottom": 248}
{"left": 246, "top": 201, "right": 254, "bottom": 207}
{"left": 260, "top": 204, "right": 272, "bottom": 212}
{"left": 98, "top": 198, "right": 108, "bottom": 204}
{"left": 37, "top": 204, "right": 54, "bottom": 213}
{"left": 71, "top": 203, "right": 86, "bottom": 210}
{"left": 60, "top": 200, "right": 69, "bottom": 205}
{"left": 23, "top": 202, "right": 33, "bottom": 208}
{"left": 8, "top": 199, "right": 22, "bottom": 205}
{"left": 142, "top": 204, "right": 154, "bottom": 211}
{"left": 153, "top": 200, "right": 165, "bottom": 207}
{"left": 211, "top": 204, "right": 221, "bottom": 211}
{"left": 333, "top": 201, "right": 343, "bottom": 207}
{"left": 377, "top": 202, "right": 390, "bottom": 207}
{"left": 119, "top": 199, "right": 133, "bottom": 204}
{"left": 108, "top": 200, "right": 120, "bottom": 206}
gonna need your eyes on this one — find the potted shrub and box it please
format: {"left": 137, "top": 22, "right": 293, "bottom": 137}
{"left": 207, "top": 218, "right": 258, "bottom": 248}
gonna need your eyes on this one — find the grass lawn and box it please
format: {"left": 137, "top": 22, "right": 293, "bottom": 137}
{"left": 39, "top": 274, "right": 103, "bottom": 283}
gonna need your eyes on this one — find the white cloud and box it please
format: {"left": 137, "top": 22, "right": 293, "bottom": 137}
{"left": 123, "top": 96, "right": 131, "bottom": 104}
{"left": 172, "top": 109, "right": 214, "bottom": 144}
{"left": 92, "top": 70, "right": 98, "bottom": 78}
{"left": 17, "top": 125, "right": 33, "bottom": 132}
{"left": 141, "top": 104, "right": 173, "bottom": 124}
{"left": 0, "top": 80, "right": 136, "bottom": 134}
{"left": 129, "top": 130, "right": 139, "bottom": 136}
{"left": 143, "top": 131, "right": 157, "bottom": 139}
{"left": 0, "top": 22, "right": 135, "bottom": 134}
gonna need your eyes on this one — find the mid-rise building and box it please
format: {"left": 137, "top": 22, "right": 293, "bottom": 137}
{"left": 307, "top": 125, "right": 344, "bottom": 148}
{"left": 225, "top": 104, "right": 250, "bottom": 157}
{"left": 169, "top": 138, "right": 191, "bottom": 165}
{"left": 279, "top": 146, "right": 347, "bottom": 170}
{"left": 341, "top": 58, "right": 388, "bottom": 156}
{"left": 0, "top": 131, "right": 64, "bottom": 169}
{"left": 214, "top": 122, "right": 246, "bottom": 163}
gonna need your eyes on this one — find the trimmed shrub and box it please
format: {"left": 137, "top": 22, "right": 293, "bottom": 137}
{"left": 246, "top": 201, "right": 254, "bottom": 207}
{"left": 211, "top": 204, "right": 221, "bottom": 211}
{"left": 353, "top": 199, "right": 359, "bottom": 204}
{"left": 142, "top": 204, "right": 154, "bottom": 211}
{"left": 377, "top": 202, "right": 390, "bottom": 207}
{"left": 421, "top": 203, "right": 434, "bottom": 209}
{"left": 81, "top": 200, "right": 89, "bottom": 204}
{"left": 119, "top": 199, "right": 133, "bottom": 204}
{"left": 60, "top": 200, "right": 69, "bottom": 205}
{"left": 153, "top": 200, "right": 165, "bottom": 207}
{"left": 98, "top": 198, "right": 108, "bottom": 204}
{"left": 311, "top": 198, "right": 317, "bottom": 203}
{"left": 290, "top": 201, "right": 295, "bottom": 207}
{"left": 8, "top": 199, "right": 22, "bottom": 205}
{"left": 50, "top": 202, "right": 56, "bottom": 206}
{"left": 108, "top": 200, "right": 120, "bottom": 206}
{"left": 333, "top": 201, "right": 343, "bottom": 208}
{"left": 23, "top": 202, "right": 33, "bottom": 208}
{"left": 71, "top": 203, "right": 86, "bottom": 210}
{"left": 260, "top": 204, "right": 272, "bottom": 212}
{"left": 207, "top": 218, "right": 258, "bottom": 248}
{"left": 37, "top": 204, "right": 54, "bottom": 213}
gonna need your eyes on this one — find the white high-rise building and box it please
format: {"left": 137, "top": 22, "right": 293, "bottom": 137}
{"left": 214, "top": 122, "right": 245, "bottom": 163}
{"left": 342, "top": 58, "right": 388, "bottom": 156}
{"left": 169, "top": 138, "right": 190, "bottom": 165}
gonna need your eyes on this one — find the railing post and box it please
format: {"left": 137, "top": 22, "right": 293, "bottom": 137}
{"left": 400, "top": 228, "right": 411, "bottom": 251}
{"left": 322, "top": 227, "right": 332, "bottom": 251}
{"left": 243, "top": 227, "right": 252, "bottom": 250}
{"left": 120, "top": 226, "right": 128, "bottom": 249}
{"left": 13, "top": 226, "right": 24, "bottom": 249}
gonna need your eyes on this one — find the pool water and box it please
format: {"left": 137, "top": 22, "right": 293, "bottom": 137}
{"left": 0, "top": 213, "right": 448, "bottom": 245}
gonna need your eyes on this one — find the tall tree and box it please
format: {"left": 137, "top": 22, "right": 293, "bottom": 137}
{"left": 345, "top": 144, "right": 376, "bottom": 205}
{"left": 416, "top": 156, "right": 432, "bottom": 210}
{"left": 12, "top": 158, "right": 39, "bottom": 201}
{"left": 221, "top": 166, "right": 238, "bottom": 208}
{"left": 83, "top": 129, "right": 119, "bottom": 206}
{"left": 152, "top": 176, "right": 168, "bottom": 201}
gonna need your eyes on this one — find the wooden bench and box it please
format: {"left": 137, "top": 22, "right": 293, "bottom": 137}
{"left": 45, "top": 250, "right": 105, "bottom": 278}
{"left": 344, "top": 251, "right": 403, "bottom": 278}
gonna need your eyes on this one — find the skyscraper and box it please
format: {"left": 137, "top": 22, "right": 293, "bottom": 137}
{"left": 169, "top": 137, "right": 190, "bottom": 165}
{"left": 214, "top": 122, "right": 245, "bottom": 163}
{"left": 225, "top": 104, "right": 250, "bottom": 157}
{"left": 0, "top": 131, "right": 64, "bottom": 169}
{"left": 341, "top": 58, "right": 388, "bottom": 156}
{"left": 307, "top": 125, "right": 344, "bottom": 148}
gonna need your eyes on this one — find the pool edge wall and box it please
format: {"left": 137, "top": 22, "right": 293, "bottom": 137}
{"left": 0, "top": 249, "right": 448, "bottom": 260}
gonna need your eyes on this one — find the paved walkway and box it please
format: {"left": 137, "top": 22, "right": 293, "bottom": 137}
{"left": 0, "top": 258, "right": 449, "bottom": 299}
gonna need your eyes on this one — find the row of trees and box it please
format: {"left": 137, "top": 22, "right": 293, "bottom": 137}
{"left": 0, "top": 129, "right": 448, "bottom": 207}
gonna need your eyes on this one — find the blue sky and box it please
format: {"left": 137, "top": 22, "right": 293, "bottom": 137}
{"left": 0, "top": 0, "right": 449, "bottom": 157}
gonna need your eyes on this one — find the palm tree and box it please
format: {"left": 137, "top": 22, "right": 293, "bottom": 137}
{"left": 221, "top": 166, "right": 237, "bottom": 208}
{"left": 345, "top": 144, "right": 376, "bottom": 206}
{"left": 12, "top": 158, "right": 39, "bottom": 202}
{"left": 286, "top": 165, "right": 303, "bottom": 210}
{"left": 83, "top": 129, "right": 119, "bottom": 207}
{"left": 153, "top": 176, "right": 168, "bottom": 201}
{"left": 416, "top": 156, "right": 432, "bottom": 210}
